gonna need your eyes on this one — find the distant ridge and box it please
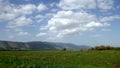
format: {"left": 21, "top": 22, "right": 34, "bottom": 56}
{"left": 0, "top": 40, "right": 90, "bottom": 50}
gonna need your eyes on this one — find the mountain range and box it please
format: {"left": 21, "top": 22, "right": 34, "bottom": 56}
{"left": 0, "top": 40, "right": 90, "bottom": 50}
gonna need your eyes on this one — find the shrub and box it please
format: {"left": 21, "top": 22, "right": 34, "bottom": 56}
{"left": 89, "top": 45, "right": 119, "bottom": 50}
{"left": 63, "top": 48, "right": 67, "bottom": 51}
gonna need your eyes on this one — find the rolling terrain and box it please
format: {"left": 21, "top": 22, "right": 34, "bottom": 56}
{"left": 0, "top": 40, "right": 90, "bottom": 50}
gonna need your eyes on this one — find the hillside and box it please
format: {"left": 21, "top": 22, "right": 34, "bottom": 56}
{"left": 0, "top": 41, "right": 90, "bottom": 50}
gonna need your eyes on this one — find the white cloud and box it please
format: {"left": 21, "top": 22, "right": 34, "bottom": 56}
{"left": 51, "top": 9, "right": 58, "bottom": 12}
{"left": 36, "top": 32, "right": 47, "bottom": 37}
{"left": 100, "top": 15, "right": 120, "bottom": 22}
{"left": 58, "top": 0, "right": 96, "bottom": 10}
{"left": 37, "top": 4, "right": 47, "bottom": 12}
{"left": 41, "top": 10, "right": 109, "bottom": 38}
{"left": 85, "top": 21, "right": 110, "bottom": 28}
{"left": 0, "top": 0, "right": 115, "bottom": 41}
{"left": 0, "top": 0, "right": 17, "bottom": 21}
{"left": 35, "top": 15, "right": 43, "bottom": 19}
{"left": 40, "top": 26, "right": 49, "bottom": 30}
{"left": 91, "top": 34, "right": 101, "bottom": 38}
{"left": 19, "top": 4, "right": 36, "bottom": 14}
{"left": 18, "top": 31, "right": 30, "bottom": 36}
{"left": 0, "top": 0, "right": 47, "bottom": 22}
{"left": 7, "top": 16, "right": 33, "bottom": 28}
{"left": 97, "top": 0, "right": 113, "bottom": 10}
{"left": 8, "top": 35, "right": 15, "bottom": 39}
{"left": 14, "top": 28, "right": 23, "bottom": 32}
{"left": 0, "top": 13, "right": 17, "bottom": 21}
{"left": 58, "top": 0, "right": 114, "bottom": 11}
{"left": 35, "top": 15, "right": 44, "bottom": 23}
{"left": 45, "top": 13, "right": 55, "bottom": 17}
{"left": 49, "top": 2, "right": 56, "bottom": 7}
{"left": 35, "top": 12, "right": 55, "bottom": 23}
{"left": 101, "top": 29, "right": 111, "bottom": 31}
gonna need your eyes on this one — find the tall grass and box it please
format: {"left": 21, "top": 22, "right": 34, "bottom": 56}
{"left": 0, "top": 50, "right": 120, "bottom": 68}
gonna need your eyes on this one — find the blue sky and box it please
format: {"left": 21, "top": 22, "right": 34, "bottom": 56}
{"left": 0, "top": 0, "right": 120, "bottom": 46}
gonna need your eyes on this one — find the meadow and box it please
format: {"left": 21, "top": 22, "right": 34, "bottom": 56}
{"left": 0, "top": 50, "right": 120, "bottom": 68}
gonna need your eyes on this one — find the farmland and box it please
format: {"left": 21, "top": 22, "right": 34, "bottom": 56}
{"left": 0, "top": 50, "right": 120, "bottom": 68}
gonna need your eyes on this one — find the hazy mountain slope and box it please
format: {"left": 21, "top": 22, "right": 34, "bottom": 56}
{"left": 0, "top": 41, "right": 30, "bottom": 50}
{"left": 0, "top": 41, "right": 90, "bottom": 50}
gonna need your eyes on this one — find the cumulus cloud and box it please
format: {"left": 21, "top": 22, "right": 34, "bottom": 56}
{"left": 98, "top": 0, "right": 113, "bottom": 10}
{"left": 8, "top": 35, "right": 15, "bottom": 39}
{"left": 100, "top": 15, "right": 120, "bottom": 22}
{"left": 14, "top": 28, "right": 23, "bottom": 32}
{"left": 0, "top": 13, "right": 17, "bottom": 21}
{"left": 35, "top": 15, "right": 43, "bottom": 19}
{"left": 0, "top": 0, "right": 115, "bottom": 40}
{"left": 58, "top": 0, "right": 96, "bottom": 10}
{"left": 18, "top": 31, "right": 30, "bottom": 36}
{"left": 18, "top": 4, "right": 36, "bottom": 14}
{"left": 41, "top": 10, "right": 109, "bottom": 38}
{"left": 49, "top": 2, "right": 57, "bottom": 8}
{"left": 7, "top": 16, "right": 33, "bottom": 28}
{"left": 11, "top": 3, "right": 46, "bottom": 15}
{"left": 36, "top": 32, "right": 47, "bottom": 37}
{"left": 35, "top": 15, "right": 44, "bottom": 23}
{"left": 58, "top": 0, "right": 113, "bottom": 10}
{"left": 91, "top": 34, "right": 101, "bottom": 38}
{"left": 85, "top": 22, "right": 110, "bottom": 28}
{"left": 0, "top": 0, "right": 17, "bottom": 21}
{"left": 37, "top": 4, "right": 47, "bottom": 12}
{"left": 0, "top": 3, "right": 37, "bottom": 21}
{"left": 0, "top": 0, "right": 47, "bottom": 22}
{"left": 101, "top": 29, "right": 111, "bottom": 31}
{"left": 39, "top": 0, "right": 114, "bottom": 38}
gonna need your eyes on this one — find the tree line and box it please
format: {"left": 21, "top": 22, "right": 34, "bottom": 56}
{"left": 89, "top": 45, "right": 120, "bottom": 50}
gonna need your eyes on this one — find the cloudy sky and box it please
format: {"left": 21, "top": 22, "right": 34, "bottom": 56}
{"left": 0, "top": 0, "right": 120, "bottom": 46}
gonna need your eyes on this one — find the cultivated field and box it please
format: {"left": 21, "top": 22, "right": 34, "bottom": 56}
{"left": 0, "top": 50, "right": 120, "bottom": 68}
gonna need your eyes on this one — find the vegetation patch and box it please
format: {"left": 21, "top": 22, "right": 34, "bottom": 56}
{"left": 0, "top": 50, "right": 120, "bottom": 68}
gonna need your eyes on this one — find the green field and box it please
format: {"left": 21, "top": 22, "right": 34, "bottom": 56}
{"left": 0, "top": 50, "right": 120, "bottom": 68}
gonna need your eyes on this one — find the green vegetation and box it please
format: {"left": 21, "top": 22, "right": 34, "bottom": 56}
{"left": 89, "top": 45, "right": 120, "bottom": 50}
{"left": 63, "top": 48, "right": 67, "bottom": 51}
{"left": 0, "top": 50, "right": 120, "bottom": 68}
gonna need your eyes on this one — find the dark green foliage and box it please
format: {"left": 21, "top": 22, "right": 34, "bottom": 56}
{"left": 63, "top": 48, "right": 67, "bottom": 51}
{"left": 89, "top": 45, "right": 120, "bottom": 50}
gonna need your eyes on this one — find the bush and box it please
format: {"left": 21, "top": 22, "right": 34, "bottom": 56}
{"left": 63, "top": 48, "right": 67, "bottom": 51}
{"left": 89, "top": 45, "right": 119, "bottom": 50}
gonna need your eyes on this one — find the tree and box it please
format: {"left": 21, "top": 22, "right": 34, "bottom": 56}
{"left": 63, "top": 48, "right": 67, "bottom": 51}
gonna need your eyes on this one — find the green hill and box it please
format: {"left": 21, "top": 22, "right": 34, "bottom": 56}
{"left": 0, "top": 40, "right": 90, "bottom": 50}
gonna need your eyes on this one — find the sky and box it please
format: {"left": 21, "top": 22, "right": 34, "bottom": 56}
{"left": 0, "top": 0, "right": 120, "bottom": 47}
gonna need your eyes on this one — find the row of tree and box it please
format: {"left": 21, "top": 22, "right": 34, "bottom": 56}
{"left": 89, "top": 45, "right": 120, "bottom": 50}
{"left": 62, "top": 45, "right": 120, "bottom": 51}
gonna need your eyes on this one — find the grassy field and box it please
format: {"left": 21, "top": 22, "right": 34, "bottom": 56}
{"left": 0, "top": 50, "right": 120, "bottom": 68}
